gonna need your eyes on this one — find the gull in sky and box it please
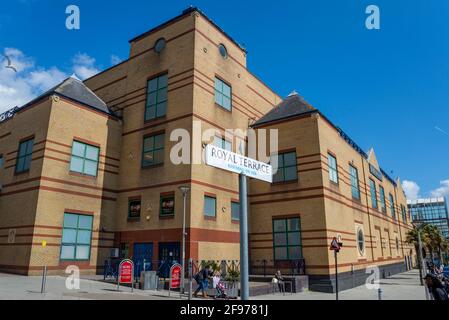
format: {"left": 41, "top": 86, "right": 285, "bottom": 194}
{"left": 2, "top": 54, "right": 17, "bottom": 72}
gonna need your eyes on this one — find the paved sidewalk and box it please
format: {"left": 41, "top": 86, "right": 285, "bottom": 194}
{"left": 252, "top": 269, "right": 426, "bottom": 300}
{"left": 0, "top": 269, "right": 426, "bottom": 300}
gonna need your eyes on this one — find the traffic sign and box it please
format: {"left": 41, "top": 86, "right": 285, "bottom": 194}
{"left": 329, "top": 237, "right": 341, "bottom": 251}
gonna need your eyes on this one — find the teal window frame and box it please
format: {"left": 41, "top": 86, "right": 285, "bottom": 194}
{"left": 328, "top": 153, "right": 339, "bottom": 184}
{"left": 272, "top": 151, "right": 298, "bottom": 183}
{"left": 231, "top": 201, "right": 239, "bottom": 221}
{"left": 142, "top": 133, "right": 165, "bottom": 167}
{"left": 389, "top": 193, "right": 396, "bottom": 219}
{"left": 401, "top": 204, "right": 407, "bottom": 222}
{"left": 160, "top": 194, "right": 175, "bottom": 217}
{"left": 145, "top": 74, "right": 168, "bottom": 121}
{"left": 213, "top": 136, "right": 232, "bottom": 151}
{"left": 369, "top": 179, "right": 378, "bottom": 209}
{"left": 214, "top": 77, "right": 232, "bottom": 111}
{"left": 204, "top": 195, "right": 216, "bottom": 218}
{"left": 15, "top": 138, "right": 34, "bottom": 173}
{"left": 0, "top": 154, "right": 3, "bottom": 168}
{"left": 379, "top": 186, "right": 387, "bottom": 214}
{"left": 272, "top": 217, "right": 302, "bottom": 261}
{"left": 69, "top": 140, "right": 100, "bottom": 177}
{"left": 60, "top": 213, "right": 93, "bottom": 261}
{"left": 349, "top": 165, "right": 360, "bottom": 200}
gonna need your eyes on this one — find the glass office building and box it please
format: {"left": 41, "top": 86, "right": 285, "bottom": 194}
{"left": 407, "top": 197, "right": 449, "bottom": 239}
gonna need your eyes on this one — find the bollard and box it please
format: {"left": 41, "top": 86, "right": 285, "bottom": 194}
{"left": 40, "top": 266, "right": 47, "bottom": 294}
{"left": 188, "top": 258, "right": 193, "bottom": 300}
{"left": 378, "top": 288, "right": 383, "bottom": 300}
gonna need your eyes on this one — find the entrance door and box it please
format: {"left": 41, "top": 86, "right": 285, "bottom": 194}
{"left": 158, "top": 242, "right": 180, "bottom": 264}
{"left": 133, "top": 243, "right": 153, "bottom": 277}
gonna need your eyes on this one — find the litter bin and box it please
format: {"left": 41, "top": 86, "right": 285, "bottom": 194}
{"left": 140, "top": 271, "right": 159, "bottom": 290}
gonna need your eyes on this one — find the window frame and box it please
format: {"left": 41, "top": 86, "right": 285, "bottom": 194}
{"left": 369, "top": 178, "right": 378, "bottom": 209}
{"left": 145, "top": 73, "right": 168, "bottom": 121}
{"left": 0, "top": 154, "right": 3, "bottom": 168}
{"left": 272, "top": 217, "right": 303, "bottom": 261}
{"left": 357, "top": 228, "right": 365, "bottom": 255}
{"left": 142, "top": 133, "right": 165, "bottom": 168}
{"left": 214, "top": 77, "right": 232, "bottom": 111}
{"left": 379, "top": 186, "right": 387, "bottom": 214}
{"left": 128, "top": 197, "right": 141, "bottom": 220}
{"left": 231, "top": 201, "right": 240, "bottom": 221}
{"left": 327, "top": 153, "right": 339, "bottom": 184}
{"left": 349, "top": 164, "right": 360, "bottom": 200}
{"left": 204, "top": 195, "right": 217, "bottom": 218}
{"left": 389, "top": 193, "right": 396, "bottom": 219}
{"left": 69, "top": 140, "right": 100, "bottom": 177}
{"left": 160, "top": 193, "right": 175, "bottom": 217}
{"left": 60, "top": 213, "right": 93, "bottom": 261}
{"left": 213, "top": 136, "right": 232, "bottom": 151}
{"left": 272, "top": 151, "right": 298, "bottom": 183}
{"left": 15, "top": 137, "right": 34, "bottom": 174}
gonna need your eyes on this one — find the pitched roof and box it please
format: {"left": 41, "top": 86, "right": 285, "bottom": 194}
{"left": 252, "top": 91, "right": 316, "bottom": 127}
{"left": 22, "top": 75, "right": 114, "bottom": 116}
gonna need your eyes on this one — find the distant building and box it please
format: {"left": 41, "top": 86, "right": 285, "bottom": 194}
{"left": 408, "top": 198, "right": 449, "bottom": 239}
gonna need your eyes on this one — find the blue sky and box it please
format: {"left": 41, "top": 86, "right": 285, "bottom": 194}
{"left": 0, "top": 0, "right": 448, "bottom": 198}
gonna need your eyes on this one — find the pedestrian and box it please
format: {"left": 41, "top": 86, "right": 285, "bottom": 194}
{"left": 274, "top": 270, "right": 285, "bottom": 293}
{"left": 193, "top": 265, "right": 212, "bottom": 298}
{"left": 424, "top": 273, "right": 449, "bottom": 301}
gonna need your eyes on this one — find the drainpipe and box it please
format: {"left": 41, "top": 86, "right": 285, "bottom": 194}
{"left": 360, "top": 155, "right": 376, "bottom": 262}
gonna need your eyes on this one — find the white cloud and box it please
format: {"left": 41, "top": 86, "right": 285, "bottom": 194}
{"left": 430, "top": 180, "right": 449, "bottom": 198}
{"left": 72, "top": 53, "right": 99, "bottom": 80}
{"left": 0, "top": 48, "right": 102, "bottom": 114}
{"left": 402, "top": 180, "right": 421, "bottom": 200}
{"left": 110, "top": 55, "right": 122, "bottom": 66}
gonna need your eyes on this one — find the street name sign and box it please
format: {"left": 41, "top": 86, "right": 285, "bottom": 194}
{"left": 205, "top": 144, "right": 273, "bottom": 183}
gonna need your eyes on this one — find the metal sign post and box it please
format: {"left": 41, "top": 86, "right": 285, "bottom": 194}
{"left": 188, "top": 258, "right": 193, "bottom": 300}
{"left": 330, "top": 237, "right": 342, "bottom": 301}
{"left": 40, "top": 240, "right": 47, "bottom": 294}
{"left": 239, "top": 173, "right": 249, "bottom": 301}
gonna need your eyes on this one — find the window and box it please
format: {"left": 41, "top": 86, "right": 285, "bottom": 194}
{"left": 389, "top": 193, "right": 396, "bottom": 219}
{"left": 70, "top": 141, "right": 100, "bottom": 176}
{"left": 357, "top": 228, "right": 365, "bottom": 255}
{"left": 0, "top": 155, "right": 3, "bottom": 168}
{"left": 327, "top": 153, "right": 338, "bottom": 184}
{"left": 231, "top": 201, "right": 239, "bottom": 221}
{"left": 154, "top": 38, "right": 166, "bottom": 54}
{"left": 120, "top": 243, "right": 129, "bottom": 259}
{"left": 128, "top": 198, "right": 141, "bottom": 219}
{"left": 218, "top": 44, "right": 228, "bottom": 59}
{"left": 349, "top": 165, "right": 360, "bottom": 200}
{"left": 15, "top": 138, "right": 34, "bottom": 173}
{"left": 369, "top": 179, "right": 378, "bottom": 209}
{"left": 214, "top": 136, "right": 232, "bottom": 151}
{"left": 60, "top": 213, "right": 93, "bottom": 261}
{"left": 160, "top": 194, "right": 175, "bottom": 217}
{"left": 145, "top": 74, "right": 168, "bottom": 121}
{"left": 401, "top": 204, "right": 407, "bottom": 222}
{"left": 273, "top": 217, "right": 302, "bottom": 260}
{"left": 204, "top": 196, "right": 216, "bottom": 218}
{"left": 379, "top": 186, "right": 387, "bottom": 214}
{"left": 214, "top": 78, "right": 232, "bottom": 111}
{"left": 142, "top": 133, "right": 165, "bottom": 167}
{"left": 272, "top": 151, "right": 297, "bottom": 183}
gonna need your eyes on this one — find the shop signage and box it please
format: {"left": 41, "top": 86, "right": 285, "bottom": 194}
{"left": 205, "top": 144, "right": 272, "bottom": 183}
{"left": 118, "top": 259, "right": 134, "bottom": 284}
{"left": 170, "top": 263, "right": 182, "bottom": 289}
{"left": 369, "top": 164, "right": 383, "bottom": 182}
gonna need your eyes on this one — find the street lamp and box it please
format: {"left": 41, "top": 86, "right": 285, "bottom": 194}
{"left": 179, "top": 186, "right": 190, "bottom": 297}
{"left": 413, "top": 222, "right": 430, "bottom": 300}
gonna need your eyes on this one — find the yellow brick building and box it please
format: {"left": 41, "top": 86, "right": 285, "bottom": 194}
{"left": 0, "top": 7, "right": 415, "bottom": 292}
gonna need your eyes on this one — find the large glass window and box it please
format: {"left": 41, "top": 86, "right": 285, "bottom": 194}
{"left": 389, "top": 193, "right": 396, "bottom": 219}
{"left": 273, "top": 217, "right": 302, "bottom": 260}
{"left": 70, "top": 141, "right": 100, "bottom": 176}
{"left": 142, "top": 133, "right": 165, "bottom": 167}
{"left": 379, "top": 186, "right": 387, "bottom": 214}
{"left": 214, "top": 78, "right": 232, "bottom": 111}
{"left": 145, "top": 74, "right": 168, "bottom": 121}
{"left": 328, "top": 153, "right": 338, "bottom": 184}
{"left": 60, "top": 213, "right": 93, "bottom": 261}
{"left": 349, "top": 165, "right": 360, "bottom": 200}
{"left": 214, "top": 136, "right": 232, "bottom": 151}
{"left": 369, "top": 179, "right": 378, "bottom": 209}
{"left": 15, "top": 138, "right": 34, "bottom": 173}
{"left": 204, "top": 196, "right": 216, "bottom": 218}
{"left": 231, "top": 201, "right": 239, "bottom": 221}
{"left": 272, "top": 151, "right": 297, "bottom": 183}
